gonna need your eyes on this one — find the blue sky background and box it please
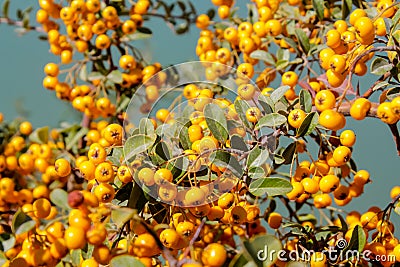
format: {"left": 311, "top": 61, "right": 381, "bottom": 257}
{"left": 0, "top": 0, "right": 399, "bottom": 226}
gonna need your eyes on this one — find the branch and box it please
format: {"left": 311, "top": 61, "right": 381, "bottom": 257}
{"left": 0, "top": 17, "right": 45, "bottom": 33}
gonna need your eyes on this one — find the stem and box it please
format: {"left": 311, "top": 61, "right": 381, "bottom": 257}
{"left": 0, "top": 17, "right": 45, "bottom": 32}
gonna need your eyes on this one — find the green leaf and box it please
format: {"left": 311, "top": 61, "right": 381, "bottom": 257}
{"left": 258, "top": 94, "right": 274, "bottom": 113}
{"left": 107, "top": 70, "right": 123, "bottom": 84}
{"left": 122, "top": 32, "right": 152, "bottom": 41}
{"left": 154, "top": 141, "right": 171, "bottom": 161}
{"left": 110, "top": 255, "right": 146, "bottom": 267}
{"left": 178, "top": 125, "right": 192, "bottom": 150}
{"left": 15, "top": 221, "right": 36, "bottom": 235}
{"left": 124, "top": 134, "right": 156, "bottom": 162}
{"left": 111, "top": 207, "right": 136, "bottom": 228}
{"left": 230, "top": 135, "right": 249, "bottom": 152}
{"left": 11, "top": 209, "right": 30, "bottom": 233}
{"left": 243, "top": 234, "right": 283, "bottom": 267}
{"left": 66, "top": 127, "right": 88, "bottom": 151}
{"left": 391, "top": 9, "right": 400, "bottom": 33}
{"left": 209, "top": 151, "right": 243, "bottom": 178}
{"left": 139, "top": 118, "right": 155, "bottom": 136}
{"left": 256, "top": 113, "right": 287, "bottom": 129}
{"left": 299, "top": 90, "right": 312, "bottom": 113}
{"left": 248, "top": 167, "right": 265, "bottom": 179}
{"left": 270, "top": 85, "right": 290, "bottom": 103}
{"left": 234, "top": 99, "right": 252, "bottom": 128}
{"left": 2, "top": 0, "right": 10, "bottom": 18}
{"left": 0, "top": 234, "right": 15, "bottom": 252}
{"left": 22, "top": 12, "right": 29, "bottom": 29}
{"left": 137, "top": 27, "right": 152, "bottom": 34}
{"left": 276, "top": 60, "right": 289, "bottom": 71}
{"left": 128, "top": 182, "right": 147, "bottom": 212}
{"left": 370, "top": 58, "right": 393, "bottom": 75}
{"left": 71, "top": 249, "right": 81, "bottom": 266}
{"left": 298, "top": 213, "right": 317, "bottom": 225}
{"left": 295, "top": 28, "right": 310, "bottom": 54}
{"left": 29, "top": 126, "right": 49, "bottom": 144}
{"left": 79, "top": 64, "right": 87, "bottom": 81}
{"left": 87, "top": 71, "right": 105, "bottom": 81}
{"left": 313, "top": 0, "right": 324, "bottom": 21}
{"left": 229, "top": 254, "right": 252, "bottom": 267}
{"left": 296, "top": 112, "right": 319, "bottom": 137}
{"left": 281, "top": 142, "right": 297, "bottom": 165}
{"left": 338, "top": 214, "right": 348, "bottom": 233}
{"left": 247, "top": 146, "right": 270, "bottom": 168}
{"left": 204, "top": 103, "right": 228, "bottom": 143}
{"left": 249, "top": 177, "right": 292, "bottom": 197}
{"left": 249, "top": 50, "right": 275, "bottom": 65}
{"left": 107, "top": 147, "right": 123, "bottom": 166}
{"left": 342, "top": 0, "right": 352, "bottom": 19}
{"left": 50, "top": 188, "right": 70, "bottom": 210}
{"left": 342, "top": 225, "right": 366, "bottom": 257}
{"left": 276, "top": 48, "right": 290, "bottom": 61}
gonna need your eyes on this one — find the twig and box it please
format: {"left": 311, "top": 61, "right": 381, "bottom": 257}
{"left": 0, "top": 17, "right": 45, "bottom": 33}
{"left": 388, "top": 123, "right": 400, "bottom": 156}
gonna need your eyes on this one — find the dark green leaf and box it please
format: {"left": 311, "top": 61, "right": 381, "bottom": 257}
{"left": 137, "top": 27, "right": 152, "bottom": 34}
{"left": 270, "top": 85, "right": 290, "bottom": 103}
{"left": 107, "top": 70, "right": 123, "bottom": 84}
{"left": 230, "top": 135, "right": 249, "bottom": 152}
{"left": 342, "top": 0, "right": 352, "bottom": 19}
{"left": 50, "top": 188, "right": 70, "bottom": 210}
{"left": 256, "top": 113, "right": 287, "bottom": 129}
{"left": 154, "top": 141, "right": 171, "bottom": 161}
{"left": 210, "top": 151, "right": 243, "bottom": 178}
{"left": 249, "top": 177, "right": 292, "bottom": 197}
{"left": 249, "top": 50, "right": 275, "bottom": 65}
{"left": 281, "top": 142, "right": 297, "bottom": 165}
{"left": 296, "top": 112, "right": 319, "bottom": 137}
{"left": 29, "top": 126, "right": 49, "bottom": 144}
{"left": 128, "top": 182, "right": 147, "bottom": 212}
{"left": 124, "top": 134, "right": 156, "bottom": 161}
{"left": 370, "top": 57, "right": 393, "bottom": 75}
{"left": 299, "top": 89, "right": 312, "bottom": 112}
{"left": 295, "top": 28, "right": 310, "bottom": 54}
{"left": 313, "top": 0, "right": 324, "bottom": 21}
{"left": 338, "top": 214, "right": 348, "bottom": 233}
{"left": 204, "top": 103, "right": 228, "bottom": 143}
{"left": 343, "top": 225, "right": 366, "bottom": 254}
